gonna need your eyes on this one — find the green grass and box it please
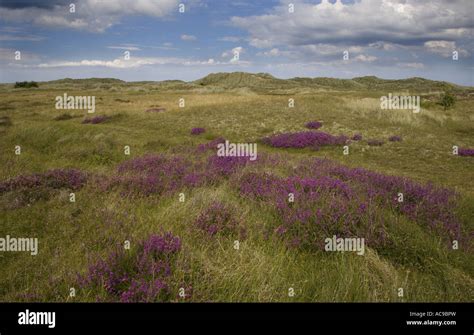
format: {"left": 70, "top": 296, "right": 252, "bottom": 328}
{"left": 0, "top": 77, "right": 473, "bottom": 302}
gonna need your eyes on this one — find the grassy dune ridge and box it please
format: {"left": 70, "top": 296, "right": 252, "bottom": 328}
{"left": 0, "top": 73, "right": 473, "bottom": 302}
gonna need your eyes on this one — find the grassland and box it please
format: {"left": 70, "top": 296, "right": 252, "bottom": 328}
{"left": 0, "top": 73, "right": 473, "bottom": 302}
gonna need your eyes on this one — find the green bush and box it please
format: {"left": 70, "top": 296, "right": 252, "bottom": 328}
{"left": 439, "top": 92, "right": 456, "bottom": 110}
{"left": 14, "top": 81, "right": 39, "bottom": 88}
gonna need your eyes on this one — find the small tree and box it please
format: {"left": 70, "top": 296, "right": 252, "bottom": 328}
{"left": 439, "top": 92, "right": 456, "bottom": 111}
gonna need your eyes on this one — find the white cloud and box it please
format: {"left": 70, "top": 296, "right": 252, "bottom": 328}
{"left": 181, "top": 34, "right": 197, "bottom": 41}
{"left": 231, "top": 0, "right": 473, "bottom": 59}
{"left": 396, "top": 62, "right": 425, "bottom": 69}
{"left": 218, "top": 36, "right": 242, "bottom": 42}
{"left": 107, "top": 44, "right": 141, "bottom": 51}
{"left": 10, "top": 54, "right": 251, "bottom": 69}
{"left": 256, "top": 48, "right": 281, "bottom": 57}
{"left": 354, "top": 54, "right": 377, "bottom": 62}
{"left": 221, "top": 46, "right": 245, "bottom": 59}
{"left": 0, "top": 34, "right": 44, "bottom": 41}
{"left": 0, "top": 0, "right": 180, "bottom": 32}
{"left": 424, "top": 40, "right": 469, "bottom": 58}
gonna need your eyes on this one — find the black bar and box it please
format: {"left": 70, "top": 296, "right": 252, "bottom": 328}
{"left": 0, "top": 303, "right": 472, "bottom": 333}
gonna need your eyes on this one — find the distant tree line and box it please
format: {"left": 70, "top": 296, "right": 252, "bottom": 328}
{"left": 14, "top": 81, "right": 39, "bottom": 88}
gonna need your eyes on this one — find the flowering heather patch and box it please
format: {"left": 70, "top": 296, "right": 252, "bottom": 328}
{"left": 108, "top": 155, "right": 204, "bottom": 196}
{"left": 0, "top": 169, "right": 87, "bottom": 194}
{"left": 352, "top": 134, "right": 362, "bottom": 141}
{"left": 194, "top": 201, "right": 241, "bottom": 236}
{"left": 236, "top": 157, "right": 462, "bottom": 250}
{"left": 305, "top": 121, "right": 322, "bottom": 129}
{"left": 207, "top": 155, "right": 252, "bottom": 177}
{"left": 78, "top": 232, "right": 185, "bottom": 302}
{"left": 191, "top": 127, "right": 206, "bottom": 135}
{"left": 388, "top": 135, "right": 402, "bottom": 142}
{"left": 296, "top": 158, "right": 461, "bottom": 239}
{"left": 82, "top": 115, "right": 108, "bottom": 124}
{"left": 262, "top": 131, "right": 348, "bottom": 149}
{"left": 196, "top": 137, "right": 226, "bottom": 153}
{"left": 104, "top": 151, "right": 253, "bottom": 197}
{"left": 458, "top": 148, "right": 474, "bottom": 157}
{"left": 367, "top": 139, "right": 384, "bottom": 146}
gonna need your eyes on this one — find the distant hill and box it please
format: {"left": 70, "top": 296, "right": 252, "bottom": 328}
{"left": 193, "top": 72, "right": 292, "bottom": 91}
{"left": 2, "top": 72, "right": 470, "bottom": 93}
{"left": 194, "top": 72, "right": 468, "bottom": 93}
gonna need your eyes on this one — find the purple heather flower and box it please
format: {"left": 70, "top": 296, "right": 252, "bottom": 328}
{"left": 0, "top": 169, "right": 87, "bottom": 194}
{"left": 352, "top": 134, "right": 362, "bottom": 141}
{"left": 458, "top": 148, "right": 474, "bottom": 157}
{"left": 262, "top": 131, "right": 347, "bottom": 149}
{"left": 388, "top": 135, "right": 402, "bottom": 142}
{"left": 305, "top": 121, "right": 322, "bottom": 129}
{"left": 82, "top": 115, "right": 108, "bottom": 124}
{"left": 191, "top": 127, "right": 206, "bottom": 135}
{"left": 78, "top": 232, "right": 186, "bottom": 302}
{"left": 194, "top": 201, "right": 240, "bottom": 236}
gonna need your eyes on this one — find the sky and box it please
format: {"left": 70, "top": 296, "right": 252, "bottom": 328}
{"left": 0, "top": 0, "right": 473, "bottom": 85}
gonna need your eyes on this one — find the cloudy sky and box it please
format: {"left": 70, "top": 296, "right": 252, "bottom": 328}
{"left": 0, "top": 0, "right": 473, "bottom": 85}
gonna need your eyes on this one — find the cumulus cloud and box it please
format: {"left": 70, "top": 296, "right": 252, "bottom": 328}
{"left": 107, "top": 44, "right": 141, "bottom": 51}
{"left": 256, "top": 48, "right": 282, "bottom": 57}
{"left": 231, "top": 0, "right": 473, "bottom": 60}
{"left": 0, "top": 0, "right": 180, "bottom": 32}
{"left": 181, "top": 34, "right": 197, "bottom": 41}
{"left": 354, "top": 54, "right": 377, "bottom": 62}
{"left": 424, "top": 40, "right": 469, "bottom": 58}
{"left": 9, "top": 55, "right": 251, "bottom": 69}
{"left": 0, "top": 34, "right": 44, "bottom": 41}
{"left": 218, "top": 36, "right": 243, "bottom": 43}
{"left": 396, "top": 62, "right": 425, "bottom": 69}
{"left": 221, "top": 46, "right": 245, "bottom": 61}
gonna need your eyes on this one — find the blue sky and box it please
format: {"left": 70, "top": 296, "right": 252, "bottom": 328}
{"left": 0, "top": 0, "right": 473, "bottom": 85}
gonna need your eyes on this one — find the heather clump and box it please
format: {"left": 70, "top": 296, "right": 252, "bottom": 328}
{"left": 105, "top": 151, "right": 253, "bottom": 197}
{"left": 191, "top": 127, "right": 206, "bottom": 135}
{"left": 107, "top": 155, "right": 204, "bottom": 196}
{"left": 194, "top": 201, "right": 243, "bottom": 237}
{"left": 297, "top": 159, "right": 461, "bottom": 239}
{"left": 196, "top": 137, "right": 226, "bottom": 153}
{"left": 0, "top": 169, "right": 87, "bottom": 194}
{"left": 207, "top": 155, "right": 252, "bottom": 177}
{"left": 388, "top": 135, "right": 402, "bottom": 142}
{"left": 458, "top": 148, "right": 474, "bottom": 157}
{"left": 305, "top": 121, "right": 322, "bottom": 129}
{"left": 237, "top": 171, "right": 385, "bottom": 250}
{"left": 262, "top": 131, "right": 347, "bottom": 149}
{"left": 236, "top": 157, "right": 462, "bottom": 250}
{"left": 78, "top": 232, "right": 186, "bottom": 302}
{"left": 82, "top": 115, "right": 109, "bottom": 124}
